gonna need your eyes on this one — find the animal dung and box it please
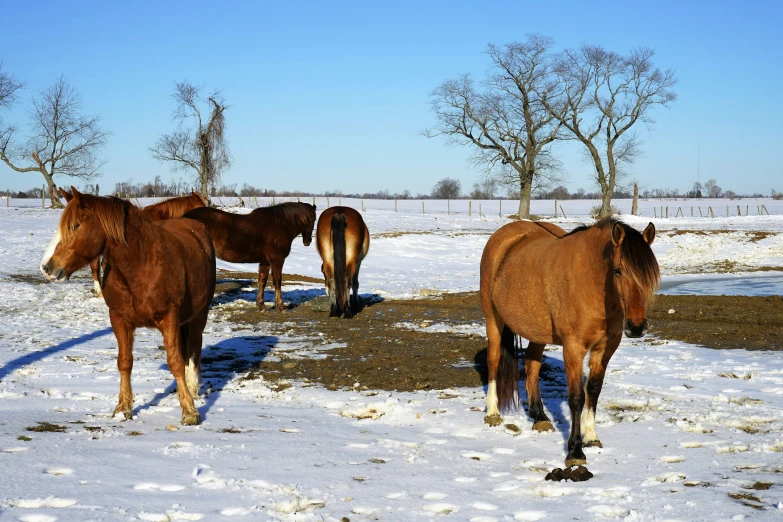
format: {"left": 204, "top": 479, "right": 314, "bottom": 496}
{"left": 545, "top": 465, "right": 594, "bottom": 482}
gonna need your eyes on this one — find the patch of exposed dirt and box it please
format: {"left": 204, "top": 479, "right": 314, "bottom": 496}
{"left": 222, "top": 290, "right": 487, "bottom": 392}
{"left": 647, "top": 295, "right": 783, "bottom": 350}
{"left": 212, "top": 272, "right": 783, "bottom": 392}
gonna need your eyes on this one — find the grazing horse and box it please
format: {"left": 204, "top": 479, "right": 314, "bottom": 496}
{"left": 184, "top": 202, "right": 316, "bottom": 311}
{"left": 316, "top": 206, "right": 370, "bottom": 318}
{"left": 72, "top": 190, "right": 209, "bottom": 296}
{"left": 41, "top": 187, "right": 216, "bottom": 425}
{"left": 480, "top": 217, "right": 659, "bottom": 466}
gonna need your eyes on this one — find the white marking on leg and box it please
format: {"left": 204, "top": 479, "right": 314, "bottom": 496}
{"left": 93, "top": 279, "right": 103, "bottom": 296}
{"left": 40, "top": 228, "right": 61, "bottom": 279}
{"left": 185, "top": 358, "right": 200, "bottom": 398}
{"left": 581, "top": 406, "right": 597, "bottom": 442}
{"left": 486, "top": 380, "right": 500, "bottom": 417}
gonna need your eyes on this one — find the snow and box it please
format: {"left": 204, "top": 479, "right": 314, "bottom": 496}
{"left": 1, "top": 201, "right": 783, "bottom": 521}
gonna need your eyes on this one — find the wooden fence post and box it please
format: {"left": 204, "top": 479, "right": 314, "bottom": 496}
{"left": 42, "top": 185, "right": 45, "bottom": 208}
{"left": 499, "top": 199, "right": 502, "bottom": 217}
{"left": 554, "top": 200, "right": 558, "bottom": 218}
{"left": 447, "top": 199, "right": 450, "bottom": 215}
{"left": 395, "top": 199, "right": 398, "bottom": 212}
{"left": 559, "top": 205, "right": 567, "bottom": 219}
{"left": 421, "top": 201, "right": 425, "bottom": 214}
{"left": 469, "top": 201, "right": 472, "bottom": 216}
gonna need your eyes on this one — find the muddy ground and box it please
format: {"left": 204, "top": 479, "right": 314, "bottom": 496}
{"left": 211, "top": 270, "right": 783, "bottom": 393}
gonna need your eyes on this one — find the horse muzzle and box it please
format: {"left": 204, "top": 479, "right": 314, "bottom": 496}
{"left": 40, "top": 261, "right": 67, "bottom": 282}
{"left": 624, "top": 319, "right": 649, "bottom": 338}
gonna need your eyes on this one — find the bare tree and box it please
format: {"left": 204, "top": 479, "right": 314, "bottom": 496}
{"left": 0, "top": 76, "right": 109, "bottom": 208}
{"left": 431, "top": 177, "right": 461, "bottom": 199}
{"left": 0, "top": 62, "right": 24, "bottom": 162}
{"left": 704, "top": 178, "right": 722, "bottom": 198}
{"left": 542, "top": 45, "right": 677, "bottom": 217}
{"left": 150, "top": 82, "right": 230, "bottom": 198}
{"left": 425, "top": 35, "right": 564, "bottom": 219}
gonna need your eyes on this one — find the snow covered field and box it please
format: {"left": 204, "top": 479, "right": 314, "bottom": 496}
{"left": 1, "top": 202, "right": 782, "bottom": 521}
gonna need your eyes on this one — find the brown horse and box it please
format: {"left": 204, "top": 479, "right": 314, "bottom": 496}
{"left": 184, "top": 202, "right": 316, "bottom": 311}
{"left": 480, "top": 217, "right": 659, "bottom": 466}
{"left": 316, "top": 206, "right": 370, "bottom": 318}
{"left": 77, "top": 191, "right": 209, "bottom": 296}
{"left": 41, "top": 187, "right": 216, "bottom": 425}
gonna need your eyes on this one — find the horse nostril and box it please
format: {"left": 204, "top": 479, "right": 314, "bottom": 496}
{"left": 42, "top": 263, "right": 51, "bottom": 275}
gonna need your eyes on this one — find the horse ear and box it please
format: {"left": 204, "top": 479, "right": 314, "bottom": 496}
{"left": 59, "top": 187, "right": 73, "bottom": 202}
{"left": 611, "top": 222, "right": 625, "bottom": 246}
{"left": 643, "top": 222, "right": 656, "bottom": 246}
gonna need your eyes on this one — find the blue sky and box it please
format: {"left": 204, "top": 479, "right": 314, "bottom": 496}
{"left": 1, "top": 0, "right": 781, "bottom": 196}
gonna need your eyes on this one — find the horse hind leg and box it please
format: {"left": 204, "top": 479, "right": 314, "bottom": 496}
{"left": 90, "top": 257, "right": 102, "bottom": 296}
{"left": 162, "top": 314, "right": 200, "bottom": 425}
{"left": 525, "top": 342, "right": 555, "bottom": 433}
{"left": 350, "top": 265, "right": 360, "bottom": 314}
{"left": 485, "top": 319, "right": 518, "bottom": 427}
{"left": 184, "top": 312, "right": 208, "bottom": 400}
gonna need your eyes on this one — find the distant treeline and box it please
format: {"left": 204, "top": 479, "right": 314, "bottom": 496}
{"left": 5, "top": 179, "right": 782, "bottom": 201}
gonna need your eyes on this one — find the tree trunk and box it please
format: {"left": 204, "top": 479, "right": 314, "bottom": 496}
{"left": 516, "top": 169, "right": 533, "bottom": 219}
{"left": 43, "top": 170, "right": 64, "bottom": 208}
{"left": 600, "top": 186, "right": 614, "bottom": 217}
{"left": 631, "top": 184, "right": 639, "bottom": 216}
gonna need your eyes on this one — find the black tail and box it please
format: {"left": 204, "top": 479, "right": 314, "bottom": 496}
{"left": 331, "top": 214, "right": 348, "bottom": 317}
{"left": 497, "top": 326, "right": 520, "bottom": 413}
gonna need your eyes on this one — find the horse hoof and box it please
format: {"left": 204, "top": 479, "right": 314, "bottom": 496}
{"left": 583, "top": 439, "right": 603, "bottom": 448}
{"left": 565, "top": 456, "right": 588, "bottom": 467}
{"left": 484, "top": 414, "right": 503, "bottom": 427}
{"left": 113, "top": 407, "right": 132, "bottom": 421}
{"left": 533, "top": 421, "right": 555, "bottom": 433}
{"left": 181, "top": 411, "right": 201, "bottom": 426}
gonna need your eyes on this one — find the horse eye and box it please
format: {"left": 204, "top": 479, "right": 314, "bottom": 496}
{"left": 614, "top": 268, "right": 622, "bottom": 276}
{"left": 72, "top": 223, "right": 80, "bottom": 231}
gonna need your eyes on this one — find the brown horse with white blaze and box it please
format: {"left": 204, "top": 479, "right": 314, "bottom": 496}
{"left": 41, "top": 187, "right": 216, "bottom": 425}
{"left": 480, "top": 217, "right": 659, "bottom": 466}
{"left": 184, "top": 202, "right": 316, "bottom": 311}
{"left": 78, "top": 190, "right": 209, "bottom": 296}
{"left": 316, "top": 206, "right": 370, "bottom": 318}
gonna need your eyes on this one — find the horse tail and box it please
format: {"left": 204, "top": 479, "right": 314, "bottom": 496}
{"left": 497, "top": 325, "right": 520, "bottom": 412}
{"left": 331, "top": 213, "right": 348, "bottom": 315}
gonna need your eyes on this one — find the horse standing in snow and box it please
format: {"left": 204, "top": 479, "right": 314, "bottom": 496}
{"left": 80, "top": 190, "right": 209, "bottom": 296}
{"left": 184, "top": 202, "right": 316, "bottom": 311}
{"left": 41, "top": 187, "right": 216, "bottom": 425}
{"left": 480, "top": 217, "right": 659, "bottom": 466}
{"left": 316, "top": 206, "right": 370, "bottom": 318}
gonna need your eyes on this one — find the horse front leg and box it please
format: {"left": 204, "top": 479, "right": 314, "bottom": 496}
{"left": 161, "top": 314, "right": 200, "bottom": 425}
{"left": 581, "top": 334, "right": 621, "bottom": 448}
{"left": 563, "top": 341, "right": 590, "bottom": 466}
{"left": 257, "top": 262, "right": 270, "bottom": 311}
{"left": 525, "top": 342, "right": 554, "bottom": 432}
{"left": 110, "top": 312, "right": 134, "bottom": 420}
{"left": 270, "top": 258, "right": 286, "bottom": 311}
{"left": 90, "top": 257, "right": 102, "bottom": 296}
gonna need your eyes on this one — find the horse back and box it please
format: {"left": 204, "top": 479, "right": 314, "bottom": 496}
{"left": 184, "top": 207, "right": 269, "bottom": 263}
{"left": 480, "top": 221, "right": 566, "bottom": 343}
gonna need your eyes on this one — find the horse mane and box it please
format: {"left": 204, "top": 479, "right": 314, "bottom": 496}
{"left": 252, "top": 202, "right": 315, "bottom": 227}
{"left": 566, "top": 217, "right": 660, "bottom": 299}
{"left": 61, "top": 195, "right": 130, "bottom": 246}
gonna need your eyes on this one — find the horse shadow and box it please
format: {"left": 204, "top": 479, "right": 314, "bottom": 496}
{"left": 473, "top": 341, "right": 570, "bottom": 443}
{"left": 139, "top": 335, "right": 280, "bottom": 422}
{"left": 0, "top": 327, "right": 114, "bottom": 383}
{"left": 213, "top": 277, "right": 326, "bottom": 309}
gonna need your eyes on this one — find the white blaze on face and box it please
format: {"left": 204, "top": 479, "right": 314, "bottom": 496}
{"left": 40, "top": 228, "right": 62, "bottom": 280}
{"left": 486, "top": 380, "right": 500, "bottom": 417}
